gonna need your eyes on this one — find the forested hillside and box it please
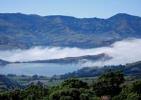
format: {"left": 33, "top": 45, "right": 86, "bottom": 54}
{"left": 0, "top": 71, "right": 141, "bottom": 100}
{"left": 0, "top": 13, "right": 141, "bottom": 49}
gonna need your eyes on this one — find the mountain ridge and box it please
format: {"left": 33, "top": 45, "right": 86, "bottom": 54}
{"left": 0, "top": 13, "right": 141, "bottom": 49}
{"left": 17, "top": 53, "right": 111, "bottom": 64}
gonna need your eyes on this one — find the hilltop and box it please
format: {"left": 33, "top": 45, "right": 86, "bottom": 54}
{"left": 0, "top": 13, "right": 141, "bottom": 49}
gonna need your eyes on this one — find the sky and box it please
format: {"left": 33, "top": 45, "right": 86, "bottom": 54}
{"left": 0, "top": 0, "right": 140, "bottom": 18}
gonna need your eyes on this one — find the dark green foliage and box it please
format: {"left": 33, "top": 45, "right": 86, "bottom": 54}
{"left": 92, "top": 71, "right": 124, "bottom": 97}
{"left": 21, "top": 85, "right": 48, "bottom": 100}
{"left": 49, "top": 88, "right": 97, "bottom": 100}
{"left": 0, "top": 85, "right": 49, "bottom": 100}
{"left": 49, "top": 88, "right": 80, "bottom": 100}
{"left": 60, "top": 78, "right": 88, "bottom": 89}
{"left": 0, "top": 92, "right": 10, "bottom": 100}
{"left": 49, "top": 78, "right": 96, "bottom": 100}
{"left": 111, "top": 80, "right": 141, "bottom": 100}
{"left": 131, "top": 81, "right": 141, "bottom": 94}
{"left": 0, "top": 71, "right": 141, "bottom": 100}
{"left": 60, "top": 96, "right": 73, "bottom": 100}
{"left": 112, "top": 92, "right": 140, "bottom": 100}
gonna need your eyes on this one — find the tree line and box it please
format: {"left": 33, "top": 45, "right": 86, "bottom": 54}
{"left": 0, "top": 70, "right": 141, "bottom": 100}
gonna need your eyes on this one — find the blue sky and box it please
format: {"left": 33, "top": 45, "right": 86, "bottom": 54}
{"left": 0, "top": 0, "right": 141, "bottom": 18}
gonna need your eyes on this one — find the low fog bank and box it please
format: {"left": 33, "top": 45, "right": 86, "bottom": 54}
{"left": 80, "top": 38, "right": 141, "bottom": 67}
{"left": 0, "top": 38, "right": 141, "bottom": 67}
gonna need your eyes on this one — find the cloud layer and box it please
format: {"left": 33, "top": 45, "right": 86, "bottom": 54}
{"left": 0, "top": 38, "right": 141, "bottom": 66}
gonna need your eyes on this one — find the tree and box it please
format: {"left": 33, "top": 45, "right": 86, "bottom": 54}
{"left": 92, "top": 70, "right": 124, "bottom": 98}
{"left": 21, "top": 85, "right": 48, "bottom": 100}
{"left": 49, "top": 88, "right": 80, "bottom": 100}
{"left": 60, "top": 78, "right": 88, "bottom": 89}
{"left": 131, "top": 81, "right": 141, "bottom": 94}
{"left": 49, "top": 78, "right": 96, "bottom": 100}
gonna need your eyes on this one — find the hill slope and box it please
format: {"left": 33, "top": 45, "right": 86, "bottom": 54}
{"left": 25, "top": 53, "right": 111, "bottom": 64}
{"left": 0, "top": 13, "right": 141, "bottom": 49}
{"left": 59, "top": 61, "right": 141, "bottom": 79}
{"left": 0, "top": 75, "right": 21, "bottom": 91}
{"left": 0, "top": 59, "right": 9, "bottom": 65}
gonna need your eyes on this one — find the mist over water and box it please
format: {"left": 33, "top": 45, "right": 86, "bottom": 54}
{"left": 0, "top": 38, "right": 141, "bottom": 67}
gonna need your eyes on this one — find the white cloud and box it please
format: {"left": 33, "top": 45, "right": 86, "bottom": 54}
{"left": 0, "top": 38, "right": 141, "bottom": 67}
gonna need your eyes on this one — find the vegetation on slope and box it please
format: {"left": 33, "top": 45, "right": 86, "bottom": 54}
{"left": 0, "top": 13, "right": 141, "bottom": 49}
{"left": 0, "top": 70, "right": 141, "bottom": 100}
{"left": 59, "top": 61, "right": 141, "bottom": 79}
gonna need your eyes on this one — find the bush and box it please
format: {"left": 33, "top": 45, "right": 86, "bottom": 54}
{"left": 49, "top": 88, "right": 80, "bottom": 100}
{"left": 60, "top": 78, "right": 88, "bottom": 89}
{"left": 93, "top": 71, "right": 124, "bottom": 97}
